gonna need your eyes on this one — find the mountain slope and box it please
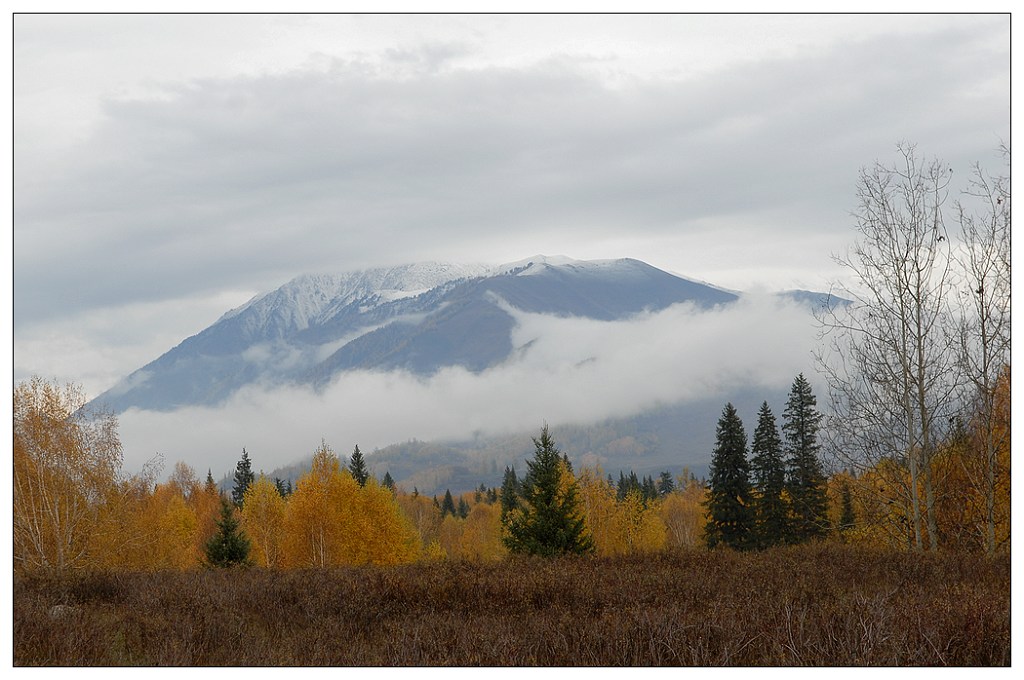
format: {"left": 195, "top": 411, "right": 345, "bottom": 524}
{"left": 93, "top": 257, "right": 740, "bottom": 413}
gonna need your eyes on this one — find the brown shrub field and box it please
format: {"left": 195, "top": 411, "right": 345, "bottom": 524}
{"left": 13, "top": 543, "right": 1009, "bottom": 666}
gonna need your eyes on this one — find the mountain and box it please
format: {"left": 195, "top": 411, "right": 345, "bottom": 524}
{"left": 93, "top": 256, "right": 740, "bottom": 413}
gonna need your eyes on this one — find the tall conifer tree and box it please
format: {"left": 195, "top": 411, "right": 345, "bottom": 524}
{"left": 499, "top": 465, "right": 521, "bottom": 520}
{"left": 232, "top": 448, "right": 254, "bottom": 508}
{"left": 704, "top": 403, "right": 754, "bottom": 550}
{"left": 204, "top": 498, "right": 252, "bottom": 568}
{"left": 440, "top": 489, "right": 457, "bottom": 517}
{"left": 750, "top": 401, "right": 789, "bottom": 547}
{"left": 502, "top": 425, "right": 593, "bottom": 556}
{"left": 348, "top": 445, "right": 369, "bottom": 487}
{"left": 205, "top": 469, "right": 219, "bottom": 497}
{"left": 783, "top": 374, "right": 829, "bottom": 542}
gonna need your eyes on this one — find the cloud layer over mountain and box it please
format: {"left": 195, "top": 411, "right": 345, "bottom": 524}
{"left": 117, "top": 293, "right": 818, "bottom": 477}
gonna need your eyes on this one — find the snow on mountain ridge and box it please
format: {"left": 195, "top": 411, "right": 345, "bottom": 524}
{"left": 217, "top": 262, "right": 493, "bottom": 334}
{"left": 495, "top": 254, "right": 581, "bottom": 274}
{"left": 218, "top": 257, "right": 700, "bottom": 335}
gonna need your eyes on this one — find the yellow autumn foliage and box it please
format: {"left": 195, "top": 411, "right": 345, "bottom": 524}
{"left": 281, "top": 441, "right": 420, "bottom": 567}
{"left": 242, "top": 475, "right": 286, "bottom": 568}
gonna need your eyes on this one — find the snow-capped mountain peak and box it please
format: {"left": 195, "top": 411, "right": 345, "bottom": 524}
{"left": 218, "top": 262, "right": 493, "bottom": 335}
{"left": 92, "top": 256, "right": 748, "bottom": 414}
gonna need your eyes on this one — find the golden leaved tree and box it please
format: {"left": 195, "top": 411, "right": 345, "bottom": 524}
{"left": 437, "top": 500, "right": 505, "bottom": 561}
{"left": 282, "top": 441, "right": 421, "bottom": 567}
{"left": 241, "top": 475, "right": 287, "bottom": 568}
{"left": 576, "top": 468, "right": 620, "bottom": 555}
{"left": 13, "top": 377, "right": 123, "bottom": 572}
{"left": 575, "top": 467, "right": 666, "bottom": 556}
{"left": 282, "top": 441, "right": 350, "bottom": 567}
{"left": 347, "top": 478, "right": 421, "bottom": 565}
{"left": 138, "top": 483, "right": 199, "bottom": 570}
{"left": 616, "top": 489, "right": 667, "bottom": 554}
{"left": 396, "top": 490, "right": 443, "bottom": 549}
{"left": 659, "top": 475, "right": 708, "bottom": 550}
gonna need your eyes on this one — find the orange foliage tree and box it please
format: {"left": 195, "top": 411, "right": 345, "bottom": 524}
{"left": 241, "top": 475, "right": 287, "bottom": 568}
{"left": 396, "top": 490, "right": 442, "bottom": 545}
{"left": 933, "top": 368, "right": 1010, "bottom": 553}
{"left": 658, "top": 474, "right": 708, "bottom": 550}
{"left": 437, "top": 501, "right": 506, "bottom": 561}
{"left": 13, "top": 377, "right": 123, "bottom": 572}
{"left": 576, "top": 467, "right": 667, "bottom": 556}
{"left": 282, "top": 441, "right": 420, "bottom": 567}
{"left": 138, "top": 483, "right": 200, "bottom": 570}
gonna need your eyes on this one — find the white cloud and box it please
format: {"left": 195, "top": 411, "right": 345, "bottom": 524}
{"left": 116, "top": 295, "right": 819, "bottom": 478}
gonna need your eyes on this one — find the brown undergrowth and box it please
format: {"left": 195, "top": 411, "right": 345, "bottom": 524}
{"left": 13, "top": 543, "right": 1010, "bottom": 666}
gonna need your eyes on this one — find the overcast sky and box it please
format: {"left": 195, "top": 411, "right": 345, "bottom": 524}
{"left": 11, "top": 13, "right": 1010, "bottom": 408}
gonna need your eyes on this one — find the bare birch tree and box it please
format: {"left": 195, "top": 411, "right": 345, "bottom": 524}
{"left": 955, "top": 149, "right": 1011, "bottom": 555}
{"left": 818, "top": 143, "right": 961, "bottom": 551}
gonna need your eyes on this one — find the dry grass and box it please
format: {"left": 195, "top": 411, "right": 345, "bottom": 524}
{"left": 14, "top": 543, "right": 1009, "bottom": 666}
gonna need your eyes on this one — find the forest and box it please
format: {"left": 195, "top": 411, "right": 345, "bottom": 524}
{"left": 13, "top": 146, "right": 1010, "bottom": 665}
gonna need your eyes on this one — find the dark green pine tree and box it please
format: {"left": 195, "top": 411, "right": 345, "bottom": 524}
{"left": 457, "top": 498, "right": 471, "bottom": 519}
{"left": 641, "top": 475, "right": 658, "bottom": 503}
{"left": 231, "top": 448, "right": 254, "bottom": 508}
{"left": 499, "top": 465, "right": 521, "bottom": 520}
{"left": 440, "top": 489, "right": 457, "bottom": 518}
{"left": 617, "top": 471, "right": 641, "bottom": 501}
{"left": 205, "top": 469, "right": 219, "bottom": 497}
{"left": 502, "top": 425, "right": 594, "bottom": 556}
{"left": 783, "top": 374, "right": 829, "bottom": 543}
{"left": 348, "top": 445, "right": 369, "bottom": 487}
{"left": 204, "top": 498, "right": 252, "bottom": 568}
{"left": 274, "top": 477, "right": 292, "bottom": 498}
{"left": 381, "top": 471, "right": 396, "bottom": 492}
{"left": 656, "top": 471, "right": 676, "bottom": 496}
{"left": 749, "top": 401, "right": 789, "bottom": 548}
{"left": 704, "top": 403, "right": 755, "bottom": 550}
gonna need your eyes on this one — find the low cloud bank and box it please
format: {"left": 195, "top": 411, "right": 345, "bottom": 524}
{"left": 118, "top": 295, "right": 819, "bottom": 479}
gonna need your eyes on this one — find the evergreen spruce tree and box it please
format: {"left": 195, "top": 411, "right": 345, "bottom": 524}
{"left": 457, "top": 498, "right": 470, "bottom": 519}
{"left": 274, "top": 477, "right": 291, "bottom": 498}
{"left": 783, "top": 374, "right": 829, "bottom": 542}
{"left": 381, "top": 471, "right": 396, "bottom": 492}
{"left": 348, "top": 445, "right": 369, "bottom": 487}
{"left": 440, "top": 489, "right": 457, "bottom": 517}
{"left": 617, "top": 471, "right": 641, "bottom": 501}
{"left": 704, "top": 403, "right": 755, "bottom": 550}
{"left": 502, "top": 425, "right": 594, "bottom": 556}
{"left": 205, "top": 469, "right": 219, "bottom": 497}
{"left": 232, "top": 448, "right": 254, "bottom": 508}
{"left": 204, "top": 498, "right": 251, "bottom": 568}
{"left": 499, "top": 465, "right": 521, "bottom": 520}
{"left": 656, "top": 471, "right": 676, "bottom": 496}
{"left": 749, "top": 401, "right": 789, "bottom": 548}
{"left": 641, "top": 475, "right": 658, "bottom": 503}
